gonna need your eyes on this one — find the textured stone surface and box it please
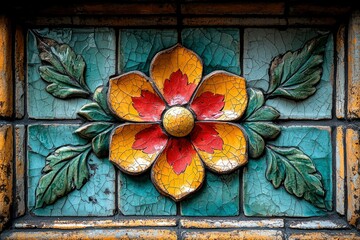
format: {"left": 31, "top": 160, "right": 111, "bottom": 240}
{"left": 243, "top": 126, "right": 332, "bottom": 216}
{"left": 1, "top": 229, "right": 177, "bottom": 240}
{"left": 244, "top": 28, "right": 333, "bottom": 119}
{"left": 348, "top": 11, "right": 360, "bottom": 118}
{"left": 336, "top": 25, "right": 346, "bottom": 119}
{"left": 289, "top": 232, "right": 360, "bottom": 240}
{"left": 27, "top": 28, "right": 116, "bottom": 119}
{"left": 182, "top": 28, "right": 240, "bottom": 75}
{"left": 336, "top": 126, "right": 345, "bottom": 215}
{"left": 119, "top": 172, "right": 176, "bottom": 215}
{"left": 119, "top": 29, "right": 177, "bottom": 74}
{"left": 15, "top": 25, "right": 25, "bottom": 119}
{"left": 346, "top": 128, "right": 360, "bottom": 226}
{"left": 14, "top": 218, "right": 177, "bottom": 229}
{"left": 288, "top": 219, "right": 349, "bottom": 229}
{"left": 0, "top": 125, "right": 13, "bottom": 232}
{"left": 15, "top": 125, "right": 25, "bottom": 217}
{"left": 0, "top": 16, "right": 13, "bottom": 117}
{"left": 182, "top": 230, "right": 283, "bottom": 240}
{"left": 180, "top": 219, "right": 284, "bottom": 228}
{"left": 181, "top": 171, "right": 239, "bottom": 216}
{"left": 27, "top": 124, "right": 116, "bottom": 216}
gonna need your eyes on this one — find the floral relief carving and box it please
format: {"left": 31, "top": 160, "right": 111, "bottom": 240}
{"left": 32, "top": 31, "right": 330, "bottom": 210}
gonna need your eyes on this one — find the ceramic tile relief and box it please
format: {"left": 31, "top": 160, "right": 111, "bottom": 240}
{"left": 182, "top": 28, "right": 240, "bottom": 75}
{"left": 28, "top": 125, "right": 116, "bottom": 216}
{"left": 26, "top": 26, "right": 334, "bottom": 220}
{"left": 27, "top": 28, "right": 116, "bottom": 119}
{"left": 243, "top": 126, "right": 332, "bottom": 217}
{"left": 244, "top": 28, "right": 333, "bottom": 119}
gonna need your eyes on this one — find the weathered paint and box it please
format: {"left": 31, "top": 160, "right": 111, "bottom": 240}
{"left": 336, "top": 126, "right": 345, "bottom": 215}
{"left": 182, "top": 230, "right": 283, "bottom": 240}
{"left": 288, "top": 219, "right": 349, "bottom": 229}
{"left": 14, "top": 218, "right": 177, "bottom": 229}
{"left": 1, "top": 229, "right": 177, "bottom": 240}
{"left": 0, "top": 125, "right": 13, "bottom": 232}
{"left": 0, "top": 16, "right": 13, "bottom": 117}
{"left": 289, "top": 232, "right": 360, "bottom": 240}
{"left": 348, "top": 11, "right": 360, "bottom": 118}
{"left": 346, "top": 128, "right": 360, "bottom": 226}
{"left": 15, "top": 125, "right": 25, "bottom": 217}
{"left": 180, "top": 219, "right": 284, "bottom": 229}
{"left": 336, "top": 25, "right": 346, "bottom": 119}
{"left": 15, "top": 25, "right": 25, "bottom": 119}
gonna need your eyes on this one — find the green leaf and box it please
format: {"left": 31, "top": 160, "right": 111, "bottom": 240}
{"left": 35, "top": 144, "right": 92, "bottom": 209}
{"left": 243, "top": 88, "right": 280, "bottom": 121}
{"left": 243, "top": 125, "right": 265, "bottom": 158}
{"left": 75, "top": 122, "right": 113, "bottom": 139}
{"left": 93, "top": 86, "right": 113, "bottom": 115}
{"left": 265, "top": 145, "right": 326, "bottom": 209}
{"left": 92, "top": 127, "right": 114, "bottom": 158}
{"left": 35, "top": 33, "right": 90, "bottom": 99}
{"left": 46, "top": 82, "right": 89, "bottom": 99}
{"left": 267, "top": 34, "right": 329, "bottom": 100}
{"left": 243, "top": 122, "right": 280, "bottom": 140}
{"left": 78, "top": 102, "right": 115, "bottom": 121}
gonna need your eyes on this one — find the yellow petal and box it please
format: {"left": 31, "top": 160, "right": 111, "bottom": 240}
{"left": 191, "top": 71, "right": 248, "bottom": 121}
{"left": 151, "top": 138, "right": 205, "bottom": 201}
{"left": 191, "top": 122, "right": 247, "bottom": 173}
{"left": 108, "top": 71, "right": 165, "bottom": 122}
{"left": 150, "top": 44, "right": 203, "bottom": 101}
{"left": 110, "top": 123, "right": 168, "bottom": 174}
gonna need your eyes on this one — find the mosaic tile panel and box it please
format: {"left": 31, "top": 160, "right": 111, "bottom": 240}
{"left": 181, "top": 171, "right": 239, "bottom": 216}
{"left": 28, "top": 124, "right": 116, "bottom": 216}
{"left": 27, "top": 28, "right": 116, "bottom": 119}
{"left": 182, "top": 28, "right": 241, "bottom": 75}
{"left": 244, "top": 28, "right": 333, "bottom": 119}
{"left": 243, "top": 126, "right": 332, "bottom": 217}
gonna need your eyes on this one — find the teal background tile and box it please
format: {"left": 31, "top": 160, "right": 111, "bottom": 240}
{"left": 244, "top": 28, "right": 333, "bottom": 119}
{"left": 27, "top": 28, "right": 116, "bottom": 119}
{"left": 28, "top": 124, "right": 116, "bottom": 216}
{"left": 243, "top": 126, "right": 332, "bottom": 217}
{"left": 119, "top": 173, "right": 176, "bottom": 215}
{"left": 182, "top": 28, "right": 241, "bottom": 75}
{"left": 180, "top": 171, "right": 239, "bottom": 216}
{"left": 119, "top": 29, "right": 178, "bottom": 74}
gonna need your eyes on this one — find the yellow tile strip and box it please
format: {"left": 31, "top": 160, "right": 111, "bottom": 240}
{"left": 180, "top": 219, "right": 284, "bottom": 229}
{"left": 2, "top": 229, "right": 177, "bottom": 240}
{"left": 0, "top": 125, "right": 13, "bottom": 232}
{"left": 15, "top": 218, "right": 177, "bottom": 229}
{"left": 346, "top": 128, "right": 360, "bottom": 226}
{"left": 0, "top": 16, "right": 13, "bottom": 117}
{"left": 347, "top": 11, "right": 360, "bottom": 118}
{"left": 182, "top": 230, "right": 283, "bottom": 240}
{"left": 336, "top": 126, "right": 345, "bottom": 215}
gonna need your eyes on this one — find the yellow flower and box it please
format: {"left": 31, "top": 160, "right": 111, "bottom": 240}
{"left": 108, "top": 44, "right": 248, "bottom": 201}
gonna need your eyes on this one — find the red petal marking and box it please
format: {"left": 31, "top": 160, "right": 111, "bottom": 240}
{"left": 166, "top": 138, "right": 196, "bottom": 175}
{"left": 191, "top": 91, "right": 225, "bottom": 120}
{"left": 163, "top": 69, "right": 197, "bottom": 106}
{"left": 132, "top": 90, "right": 165, "bottom": 121}
{"left": 132, "top": 125, "right": 168, "bottom": 154}
{"left": 191, "top": 123, "right": 223, "bottom": 154}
